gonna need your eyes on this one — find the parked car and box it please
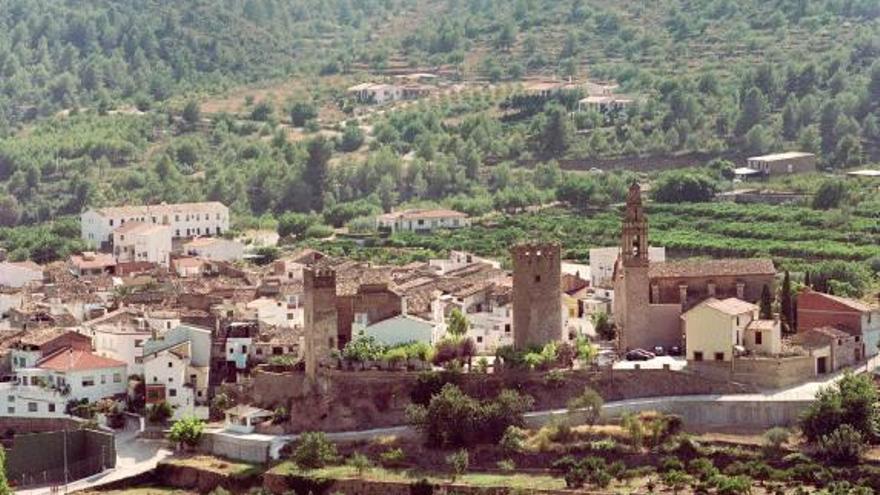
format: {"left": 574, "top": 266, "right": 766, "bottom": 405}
{"left": 625, "top": 349, "right": 655, "bottom": 361}
{"left": 668, "top": 346, "right": 682, "bottom": 356}
{"left": 652, "top": 346, "right": 666, "bottom": 356}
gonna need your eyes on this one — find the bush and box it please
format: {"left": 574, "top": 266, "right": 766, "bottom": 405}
{"left": 293, "top": 431, "right": 338, "bottom": 469}
{"left": 652, "top": 170, "right": 719, "bottom": 203}
{"left": 168, "top": 416, "right": 204, "bottom": 448}
{"left": 406, "top": 384, "right": 533, "bottom": 448}
{"left": 446, "top": 449, "right": 469, "bottom": 481}
{"left": 304, "top": 224, "right": 334, "bottom": 239}
{"left": 816, "top": 424, "right": 866, "bottom": 464}
{"left": 497, "top": 459, "right": 515, "bottom": 472}
{"left": 799, "top": 372, "right": 878, "bottom": 443}
{"left": 147, "top": 401, "right": 172, "bottom": 423}
{"left": 379, "top": 447, "right": 406, "bottom": 467}
{"left": 347, "top": 452, "right": 372, "bottom": 476}
{"left": 688, "top": 458, "right": 719, "bottom": 482}
{"left": 567, "top": 386, "right": 603, "bottom": 425}
{"left": 712, "top": 474, "right": 753, "bottom": 495}
{"left": 500, "top": 426, "right": 527, "bottom": 454}
{"left": 763, "top": 427, "right": 790, "bottom": 452}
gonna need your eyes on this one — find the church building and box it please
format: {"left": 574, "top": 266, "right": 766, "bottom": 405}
{"left": 612, "top": 183, "right": 776, "bottom": 352}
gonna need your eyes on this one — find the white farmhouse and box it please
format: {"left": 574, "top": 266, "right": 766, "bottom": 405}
{"left": 143, "top": 325, "right": 211, "bottom": 420}
{"left": 683, "top": 298, "right": 781, "bottom": 362}
{"left": 246, "top": 297, "right": 301, "bottom": 329}
{"left": 376, "top": 209, "right": 470, "bottom": 234}
{"left": 589, "top": 246, "right": 665, "bottom": 288}
{"left": 0, "top": 261, "right": 43, "bottom": 289}
{"left": 81, "top": 201, "right": 229, "bottom": 248}
{"left": 183, "top": 237, "right": 245, "bottom": 262}
{"left": 112, "top": 222, "right": 172, "bottom": 266}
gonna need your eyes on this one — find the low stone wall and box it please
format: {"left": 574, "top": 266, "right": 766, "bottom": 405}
{"left": 263, "top": 471, "right": 595, "bottom": 495}
{"left": 602, "top": 397, "right": 812, "bottom": 429}
{"left": 690, "top": 356, "right": 815, "bottom": 389}
{"left": 245, "top": 367, "right": 755, "bottom": 434}
{"left": 156, "top": 460, "right": 261, "bottom": 493}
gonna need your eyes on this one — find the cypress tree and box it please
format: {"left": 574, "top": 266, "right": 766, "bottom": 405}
{"left": 780, "top": 271, "right": 794, "bottom": 334}
{"left": 759, "top": 284, "right": 773, "bottom": 320}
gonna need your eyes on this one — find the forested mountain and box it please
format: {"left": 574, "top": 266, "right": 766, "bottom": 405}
{"left": 0, "top": 0, "right": 405, "bottom": 131}
{"left": 0, "top": 0, "right": 878, "bottom": 292}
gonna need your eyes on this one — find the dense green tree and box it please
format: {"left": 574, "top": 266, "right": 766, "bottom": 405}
{"left": 759, "top": 284, "right": 772, "bottom": 319}
{"left": 652, "top": 171, "right": 718, "bottom": 203}
{"left": 289, "top": 100, "right": 318, "bottom": 127}
{"left": 539, "top": 105, "right": 575, "bottom": 156}
{"left": 305, "top": 136, "right": 332, "bottom": 211}
{"left": 447, "top": 308, "right": 469, "bottom": 336}
{"left": 812, "top": 179, "right": 848, "bottom": 210}
{"left": 182, "top": 100, "right": 201, "bottom": 125}
{"left": 735, "top": 87, "right": 765, "bottom": 136}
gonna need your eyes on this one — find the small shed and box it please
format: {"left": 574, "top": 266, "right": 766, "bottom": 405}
{"left": 224, "top": 405, "right": 274, "bottom": 434}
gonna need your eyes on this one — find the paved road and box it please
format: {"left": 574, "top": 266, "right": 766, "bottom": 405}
{"left": 16, "top": 428, "right": 172, "bottom": 495}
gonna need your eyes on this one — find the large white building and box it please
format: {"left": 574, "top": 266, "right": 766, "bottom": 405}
{"left": 589, "top": 246, "right": 666, "bottom": 288}
{"left": 376, "top": 209, "right": 470, "bottom": 234}
{"left": 81, "top": 202, "right": 230, "bottom": 248}
{"left": 113, "top": 222, "right": 172, "bottom": 266}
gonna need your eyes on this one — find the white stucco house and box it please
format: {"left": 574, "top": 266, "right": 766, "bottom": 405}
{"left": 589, "top": 246, "right": 665, "bottom": 288}
{"left": 0, "top": 348, "right": 128, "bottom": 418}
{"left": 183, "top": 237, "right": 245, "bottom": 262}
{"left": 376, "top": 209, "right": 470, "bottom": 234}
{"left": 81, "top": 201, "right": 229, "bottom": 248}
{"left": 143, "top": 325, "right": 211, "bottom": 420}
{"left": 0, "top": 261, "right": 43, "bottom": 289}
{"left": 246, "top": 297, "right": 300, "bottom": 329}
{"left": 360, "top": 314, "right": 445, "bottom": 347}
{"left": 112, "top": 222, "right": 172, "bottom": 267}
{"left": 683, "top": 298, "right": 781, "bottom": 362}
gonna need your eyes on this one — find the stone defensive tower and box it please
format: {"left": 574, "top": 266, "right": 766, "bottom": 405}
{"left": 303, "top": 266, "right": 338, "bottom": 379}
{"left": 613, "top": 182, "right": 650, "bottom": 351}
{"left": 512, "top": 242, "right": 562, "bottom": 350}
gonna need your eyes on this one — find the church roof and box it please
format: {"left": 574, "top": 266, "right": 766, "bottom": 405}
{"left": 649, "top": 258, "right": 775, "bottom": 279}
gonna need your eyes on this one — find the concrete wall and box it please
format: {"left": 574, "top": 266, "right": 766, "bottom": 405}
{"left": 602, "top": 397, "right": 812, "bottom": 429}
{"left": 200, "top": 431, "right": 271, "bottom": 464}
{"left": 5, "top": 428, "right": 115, "bottom": 487}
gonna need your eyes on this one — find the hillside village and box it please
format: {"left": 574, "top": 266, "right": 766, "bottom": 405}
{"left": 0, "top": 180, "right": 875, "bottom": 491}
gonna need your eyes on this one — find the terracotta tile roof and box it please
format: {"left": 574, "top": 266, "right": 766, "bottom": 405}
{"left": 38, "top": 349, "right": 126, "bottom": 372}
{"left": 378, "top": 209, "right": 468, "bottom": 221}
{"left": 702, "top": 298, "right": 757, "bottom": 315}
{"left": 746, "top": 319, "right": 778, "bottom": 331}
{"left": 91, "top": 202, "right": 227, "bottom": 218}
{"left": 114, "top": 221, "right": 170, "bottom": 236}
{"left": 791, "top": 326, "right": 853, "bottom": 349}
{"left": 805, "top": 290, "right": 877, "bottom": 313}
{"left": 649, "top": 258, "right": 776, "bottom": 279}
{"left": 561, "top": 273, "right": 589, "bottom": 295}
{"left": 17, "top": 328, "right": 78, "bottom": 347}
{"left": 70, "top": 252, "right": 116, "bottom": 270}
{"left": 3, "top": 261, "right": 42, "bottom": 272}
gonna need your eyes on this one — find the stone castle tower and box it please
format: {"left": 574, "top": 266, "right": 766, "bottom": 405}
{"left": 303, "top": 266, "right": 338, "bottom": 379}
{"left": 512, "top": 242, "right": 562, "bottom": 350}
{"left": 613, "top": 182, "right": 650, "bottom": 351}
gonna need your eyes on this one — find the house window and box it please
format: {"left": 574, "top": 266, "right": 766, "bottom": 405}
{"left": 735, "top": 316, "right": 740, "bottom": 326}
{"left": 241, "top": 345, "right": 247, "bottom": 353}
{"left": 48, "top": 404, "right": 55, "bottom": 413}
{"left": 7, "top": 407, "right": 13, "bottom": 414}
{"left": 168, "top": 361, "right": 173, "bottom": 367}
{"left": 504, "top": 324, "right": 511, "bottom": 333}
{"left": 28, "top": 402, "right": 37, "bottom": 412}
{"left": 693, "top": 352, "right": 703, "bottom": 362}
{"left": 101, "top": 375, "right": 106, "bottom": 384}
{"left": 169, "top": 388, "right": 177, "bottom": 397}
{"left": 535, "top": 275, "right": 541, "bottom": 283}
{"left": 476, "top": 336, "right": 483, "bottom": 343}
{"left": 113, "top": 373, "right": 121, "bottom": 383}
{"left": 714, "top": 352, "right": 724, "bottom": 361}
{"left": 273, "top": 347, "right": 283, "bottom": 355}
{"left": 838, "top": 339, "right": 843, "bottom": 345}
{"left": 755, "top": 332, "right": 763, "bottom": 345}
{"left": 135, "top": 340, "right": 143, "bottom": 347}
{"left": 7, "top": 396, "right": 13, "bottom": 403}
{"left": 82, "top": 376, "right": 95, "bottom": 387}
{"left": 256, "top": 348, "right": 263, "bottom": 355}
{"left": 109, "top": 219, "right": 114, "bottom": 226}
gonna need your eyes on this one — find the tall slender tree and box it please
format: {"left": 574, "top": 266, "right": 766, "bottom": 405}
{"left": 759, "top": 284, "right": 773, "bottom": 320}
{"left": 780, "top": 271, "right": 794, "bottom": 334}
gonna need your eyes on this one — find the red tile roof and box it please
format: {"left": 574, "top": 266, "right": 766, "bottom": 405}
{"left": 38, "top": 349, "right": 126, "bottom": 372}
{"left": 649, "top": 258, "right": 776, "bottom": 279}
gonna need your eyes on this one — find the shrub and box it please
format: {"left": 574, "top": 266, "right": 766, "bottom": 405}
{"left": 499, "top": 426, "right": 527, "bottom": 454}
{"left": 544, "top": 369, "right": 566, "bottom": 388}
{"left": 147, "top": 401, "right": 172, "bottom": 423}
{"left": 816, "top": 424, "right": 866, "bottom": 464}
{"left": 446, "top": 449, "right": 469, "bottom": 481}
{"left": 659, "top": 456, "right": 684, "bottom": 473}
{"left": 662, "top": 470, "right": 693, "bottom": 495}
{"left": 497, "top": 459, "right": 515, "bottom": 472}
{"left": 379, "top": 447, "right": 406, "bottom": 467}
{"left": 799, "top": 372, "right": 878, "bottom": 443}
{"left": 347, "top": 452, "right": 372, "bottom": 476}
{"left": 293, "top": 432, "right": 338, "bottom": 469}
{"left": 168, "top": 416, "right": 204, "bottom": 448}
{"left": 763, "top": 427, "right": 790, "bottom": 452}
{"left": 406, "top": 383, "right": 532, "bottom": 448}
{"left": 567, "top": 387, "right": 603, "bottom": 426}
{"left": 712, "top": 474, "right": 753, "bottom": 495}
